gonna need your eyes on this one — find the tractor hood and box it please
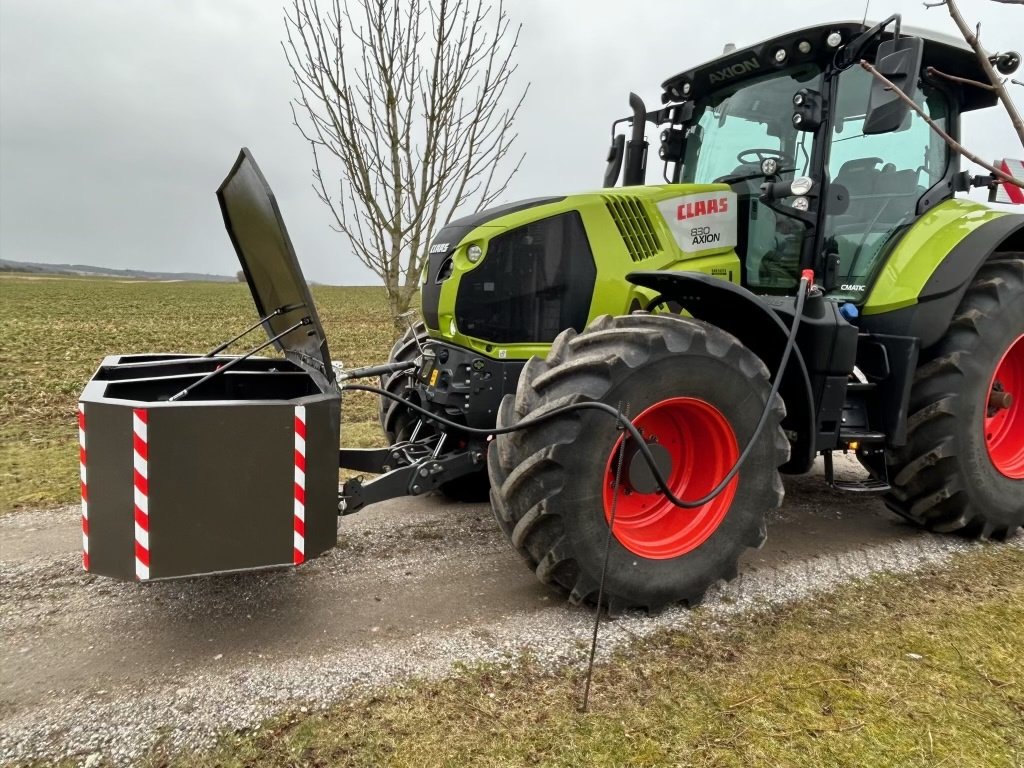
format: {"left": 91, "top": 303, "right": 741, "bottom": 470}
{"left": 217, "top": 148, "right": 334, "bottom": 383}
{"left": 420, "top": 196, "right": 565, "bottom": 332}
{"left": 419, "top": 183, "right": 740, "bottom": 356}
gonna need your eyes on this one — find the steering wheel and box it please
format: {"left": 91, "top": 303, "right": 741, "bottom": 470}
{"left": 713, "top": 148, "right": 797, "bottom": 185}
{"left": 736, "top": 148, "right": 795, "bottom": 169}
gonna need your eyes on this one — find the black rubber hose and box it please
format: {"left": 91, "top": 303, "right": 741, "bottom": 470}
{"left": 347, "top": 276, "right": 811, "bottom": 509}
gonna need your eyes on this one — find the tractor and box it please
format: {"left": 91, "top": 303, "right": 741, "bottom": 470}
{"left": 363, "top": 16, "right": 1024, "bottom": 613}
{"left": 77, "top": 17, "right": 1022, "bottom": 598}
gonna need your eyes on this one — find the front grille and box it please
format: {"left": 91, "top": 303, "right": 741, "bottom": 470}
{"left": 454, "top": 211, "right": 596, "bottom": 344}
{"left": 604, "top": 196, "right": 660, "bottom": 262}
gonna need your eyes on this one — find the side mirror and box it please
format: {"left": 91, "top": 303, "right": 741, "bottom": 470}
{"left": 604, "top": 134, "right": 625, "bottom": 188}
{"left": 864, "top": 36, "right": 924, "bottom": 135}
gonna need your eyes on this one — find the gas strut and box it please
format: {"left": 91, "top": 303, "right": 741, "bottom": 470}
{"left": 204, "top": 302, "right": 307, "bottom": 357}
{"left": 168, "top": 317, "right": 311, "bottom": 402}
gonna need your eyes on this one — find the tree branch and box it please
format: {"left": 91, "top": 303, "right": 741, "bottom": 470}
{"left": 926, "top": 66, "right": 996, "bottom": 92}
{"left": 925, "top": 0, "right": 1024, "bottom": 147}
{"left": 860, "top": 60, "right": 1024, "bottom": 187}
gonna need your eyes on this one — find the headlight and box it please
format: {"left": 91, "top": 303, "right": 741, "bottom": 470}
{"left": 467, "top": 244, "right": 483, "bottom": 263}
{"left": 790, "top": 176, "right": 814, "bottom": 196}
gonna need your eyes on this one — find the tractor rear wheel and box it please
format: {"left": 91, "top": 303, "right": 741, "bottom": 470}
{"left": 378, "top": 321, "right": 491, "bottom": 503}
{"left": 488, "top": 314, "right": 789, "bottom": 613}
{"left": 882, "top": 256, "right": 1024, "bottom": 537}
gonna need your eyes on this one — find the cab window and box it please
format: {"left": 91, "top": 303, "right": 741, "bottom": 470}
{"left": 824, "top": 65, "right": 949, "bottom": 301}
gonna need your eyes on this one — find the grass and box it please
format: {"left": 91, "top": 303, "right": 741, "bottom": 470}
{"left": 119, "top": 545, "right": 1022, "bottom": 768}
{"left": 0, "top": 275, "right": 397, "bottom": 512}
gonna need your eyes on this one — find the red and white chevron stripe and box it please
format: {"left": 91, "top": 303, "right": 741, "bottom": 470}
{"left": 133, "top": 408, "right": 150, "bottom": 581}
{"left": 994, "top": 159, "right": 1024, "bottom": 204}
{"left": 294, "top": 405, "right": 306, "bottom": 565}
{"left": 78, "top": 403, "right": 89, "bottom": 570}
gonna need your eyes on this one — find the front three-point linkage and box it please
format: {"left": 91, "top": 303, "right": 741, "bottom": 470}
{"left": 334, "top": 361, "right": 483, "bottom": 514}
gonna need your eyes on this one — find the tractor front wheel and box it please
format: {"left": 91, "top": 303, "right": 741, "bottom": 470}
{"left": 379, "top": 321, "right": 427, "bottom": 441}
{"left": 882, "top": 256, "right": 1024, "bottom": 537}
{"left": 488, "top": 314, "right": 789, "bottom": 613}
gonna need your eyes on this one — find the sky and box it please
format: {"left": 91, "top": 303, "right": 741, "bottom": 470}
{"left": 1, "top": 0, "right": 1020, "bottom": 285}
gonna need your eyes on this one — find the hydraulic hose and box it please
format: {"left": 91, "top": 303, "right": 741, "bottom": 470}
{"left": 347, "top": 274, "right": 812, "bottom": 510}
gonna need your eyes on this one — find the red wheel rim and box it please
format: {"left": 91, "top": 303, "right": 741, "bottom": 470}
{"left": 603, "top": 397, "right": 739, "bottom": 559}
{"left": 985, "top": 333, "right": 1024, "bottom": 479}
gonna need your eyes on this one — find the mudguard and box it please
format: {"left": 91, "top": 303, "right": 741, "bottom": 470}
{"left": 862, "top": 205, "right": 1024, "bottom": 348}
{"left": 627, "top": 271, "right": 816, "bottom": 474}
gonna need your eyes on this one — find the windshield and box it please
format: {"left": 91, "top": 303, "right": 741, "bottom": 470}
{"left": 681, "top": 64, "right": 822, "bottom": 183}
{"left": 677, "top": 65, "right": 823, "bottom": 294}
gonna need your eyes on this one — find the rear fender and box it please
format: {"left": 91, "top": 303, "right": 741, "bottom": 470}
{"left": 860, "top": 213, "right": 1024, "bottom": 348}
{"left": 627, "top": 271, "right": 816, "bottom": 473}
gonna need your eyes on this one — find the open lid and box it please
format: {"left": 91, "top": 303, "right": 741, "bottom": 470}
{"left": 217, "top": 148, "right": 334, "bottom": 384}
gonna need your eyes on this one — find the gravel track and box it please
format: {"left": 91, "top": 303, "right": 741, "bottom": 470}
{"left": 2, "top": 457, "right": 1019, "bottom": 766}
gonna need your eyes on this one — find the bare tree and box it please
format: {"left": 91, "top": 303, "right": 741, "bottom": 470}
{"left": 861, "top": 0, "right": 1024, "bottom": 190}
{"left": 284, "top": 0, "right": 527, "bottom": 326}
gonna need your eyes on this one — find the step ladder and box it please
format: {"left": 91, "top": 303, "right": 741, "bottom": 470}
{"left": 822, "top": 449, "right": 891, "bottom": 493}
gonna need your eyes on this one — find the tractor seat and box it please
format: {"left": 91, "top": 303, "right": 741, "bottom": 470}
{"left": 828, "top": 158, "right": 922, "bottom": 233}
{"left": 873, "top": 167, "right": 921, "bottom": 225}
{"left": 826, "top": 159, "right": 924, "bottom": 283}
{"left": 829, "top": 157, "right": 883, "bottom": 226}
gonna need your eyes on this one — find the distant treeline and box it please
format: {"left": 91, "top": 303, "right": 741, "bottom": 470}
{"left": 0, "top": 259, "right": 234, "bottom": 282}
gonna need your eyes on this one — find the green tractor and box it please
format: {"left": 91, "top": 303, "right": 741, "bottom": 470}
{"left": 353, "top": 17, "right": 1024, "bottom": 613}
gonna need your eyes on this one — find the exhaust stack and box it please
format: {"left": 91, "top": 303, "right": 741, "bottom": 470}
{"left": 622, "top": 92, "right": 649, "bottom": 187}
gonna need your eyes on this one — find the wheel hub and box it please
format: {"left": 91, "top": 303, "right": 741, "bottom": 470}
{"left": 604, "top": 397, "right": 739, "bottom": 559}
{"left": 985, "top": 333, "right": 1024, "bottom": 479}
{"left": 988, "top": 385, "right": 1013, "bottom": 413}
{"left": 624, "top": 439, "right": 672, "bottom": 495}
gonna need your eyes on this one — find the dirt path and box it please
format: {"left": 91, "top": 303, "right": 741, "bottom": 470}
{"left": 1, "top": 457, "right": 1006, "bottom": 764}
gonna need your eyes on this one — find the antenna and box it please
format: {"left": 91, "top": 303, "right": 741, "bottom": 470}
{"left": 862, "top": 0, "right": 871, "bottom": 26}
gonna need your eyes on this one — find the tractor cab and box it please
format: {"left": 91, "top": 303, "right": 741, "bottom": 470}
{"left": 608, "top": 17, "right": 1009, "bottom": 304}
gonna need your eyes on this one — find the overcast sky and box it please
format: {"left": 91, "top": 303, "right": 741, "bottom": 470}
{"left": 1, "top": 0, "right": 1020, "bottom": 284}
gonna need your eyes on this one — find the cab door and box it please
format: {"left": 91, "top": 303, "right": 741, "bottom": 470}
{"left": 822, "top": 65, "right": 951, "bottom": 302}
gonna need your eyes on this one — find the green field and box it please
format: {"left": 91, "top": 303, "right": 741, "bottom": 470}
{"left": 0, "top": 274, "right": 396, "bottom": 512}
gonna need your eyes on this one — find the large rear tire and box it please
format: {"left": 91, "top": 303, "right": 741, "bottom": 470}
{"left": 488, "top": 314, "right": 789, "bottom": 613}
{"left": 882, "top": 256, "right": 1024, "bottom": 537}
